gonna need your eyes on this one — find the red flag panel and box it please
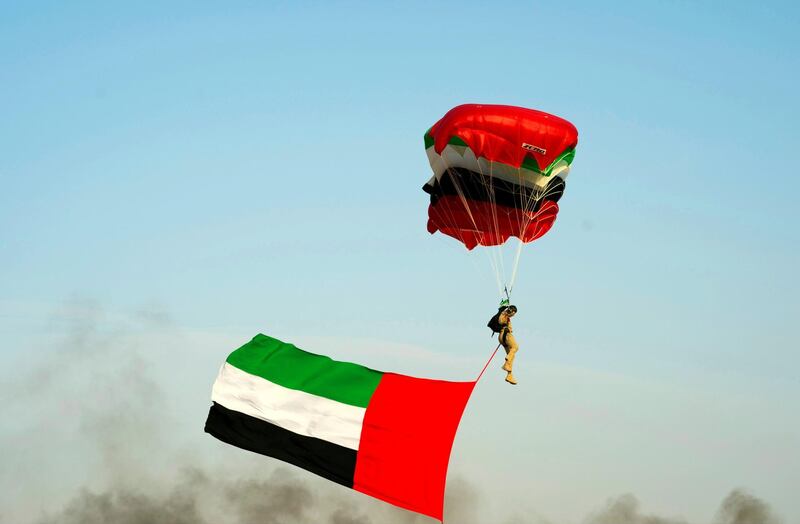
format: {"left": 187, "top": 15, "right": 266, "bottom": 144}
{"left": 353, "top": 373, "right": 476, "bottom": 521}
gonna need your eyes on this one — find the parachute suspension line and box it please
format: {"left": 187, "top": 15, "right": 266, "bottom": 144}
{"left": 517, "top": 167, "right": 541, "bottom": 247}
{"left": 488, "top": 161, "right": 507, "bottom": 292}
{"left": 446, "top": 155, "right": 504, "bottom": 296}
{"left": 508, "top": 234, "right": 525, "bottom": 294}
{"left": 476, "top": 343, "right": 502, "bottom": 383}
{"left": 433, "top": 137, "right": 563, "bottom": 301}
{"left": 450, "top": 166, "right": 503, "bottom": 295}
{"left": 491, "top": 258, "right": 504, "bottom": 298}
{"left": 436, "top": 159, "right": 504, "bottom": 296}
{"left": 500, "top": 164, "right": 534, "bottom": 299}
{"left": 474, "top": 153, "right": 506, "bottom": 294}
{"left": 509, "top": 165, "right": 528, "bottom": 296}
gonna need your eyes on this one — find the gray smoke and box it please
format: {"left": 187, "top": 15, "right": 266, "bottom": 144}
{"left": 579, "top": 492, "right": 784, "bottom": 524}
{"left": 4, "top": 301, "right": 483, "bottom": 524}
{"left": 713, "top": 490, "right": 781, "bottom": 524}
{"left": 32, "top": 468, "right": 479, "bottom": 524}
{"left": 37, "top": 485, "right": 203, "bottom": 524}
{"left": 1, "top": 301, "right": 784, "bottom": 524}
{"left": 584, "top": 494, "right": 689, "bottom": 524}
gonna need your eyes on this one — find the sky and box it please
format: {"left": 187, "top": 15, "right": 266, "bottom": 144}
{"left": 1, "top": 1, "right": 799, "bottom": 523}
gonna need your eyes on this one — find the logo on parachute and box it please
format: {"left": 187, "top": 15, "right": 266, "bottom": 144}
{"left": 522, "top": 143, "right": 547, "bottom": 155}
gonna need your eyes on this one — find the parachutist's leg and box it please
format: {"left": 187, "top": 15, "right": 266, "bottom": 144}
{"left": 502, "top": 334, "right": 519, "bottom": 385}
{"left": 502, "top": 349, "right": 516, "bottom": 372}
{"left": 502, "top": 334, "right": 518, "bottom": 371}
{"left": 500, "top": 335, "right": 511, "bottom": 370}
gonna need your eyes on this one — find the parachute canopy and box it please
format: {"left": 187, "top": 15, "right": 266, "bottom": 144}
{"left": 423, "top": 104, "right": 578, "bottom": 250}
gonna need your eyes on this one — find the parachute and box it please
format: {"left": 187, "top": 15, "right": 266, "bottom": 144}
{"left": 422, "top": 104, "right": 579, "bottom": 295}
{"left": 423, "top": 104, "right": 578, "bottom": 250}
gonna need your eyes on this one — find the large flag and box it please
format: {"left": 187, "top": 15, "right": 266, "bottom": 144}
{"left": 204, "top": 334, "right": 476, "bottom": 521}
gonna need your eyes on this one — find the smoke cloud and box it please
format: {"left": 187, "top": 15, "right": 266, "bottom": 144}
{"left": 584, "top": 493, "right": 689, "bottom": 524}
{"left": 713, "top": 490, "right": 781, "bottom": 524}
{"left": 0, "top": 301, "right": 784, "bottom": 524}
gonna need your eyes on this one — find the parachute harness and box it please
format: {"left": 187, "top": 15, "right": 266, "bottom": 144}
{"left": 500, "top": 286, "right": 511, "bottom": 307}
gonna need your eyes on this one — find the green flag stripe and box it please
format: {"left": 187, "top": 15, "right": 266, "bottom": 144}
{"left": 225, "top": 334, "right": 383, "bottom": 408}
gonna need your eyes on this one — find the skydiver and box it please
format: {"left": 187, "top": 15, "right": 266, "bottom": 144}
{"left": 488, "top": 305, "right": 519, "bottom": 385}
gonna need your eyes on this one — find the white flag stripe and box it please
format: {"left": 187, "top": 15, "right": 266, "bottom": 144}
{"left": 211, "top": 363, "right": 366, "bottom": 450}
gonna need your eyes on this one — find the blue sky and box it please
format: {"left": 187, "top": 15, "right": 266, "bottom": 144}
{"left": 1, "top": 2, "right": 799, "bottom": 523}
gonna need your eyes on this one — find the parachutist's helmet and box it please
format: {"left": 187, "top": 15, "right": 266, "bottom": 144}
{"left": 506, "top": 305, "right": 518, "bottom": 315}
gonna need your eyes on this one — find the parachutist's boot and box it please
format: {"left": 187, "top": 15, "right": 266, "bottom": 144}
{"left": 502, "top": 346, "right": 518, "bottom": 384}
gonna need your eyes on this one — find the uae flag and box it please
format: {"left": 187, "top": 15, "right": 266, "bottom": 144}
{"left": 205, "top": 334, "right": 476, "bottom": 521}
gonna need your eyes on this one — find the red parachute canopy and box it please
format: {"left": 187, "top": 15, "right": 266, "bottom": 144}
{"left": 426, "top": 197, "right": 559, "bottom": 251}
{"left": 429, "top": 104, "right": 578, "bottom": 171}
{"left": 423, "top": 104, "right": 578, "bottom": 250}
